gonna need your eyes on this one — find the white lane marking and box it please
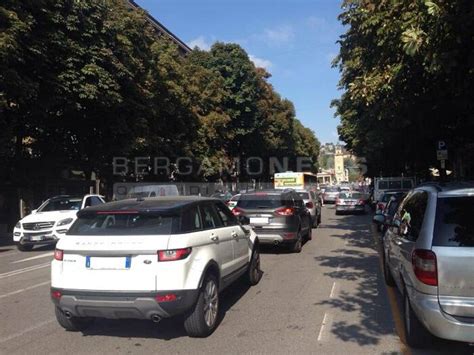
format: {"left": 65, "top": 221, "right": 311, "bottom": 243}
{"left": 0, "top": 262, "right": 50, "bottom": 280}
{"left": 0, "top": 318, "right": 55, "bottom": 344}
{"left": 0, "top": 281, "right": 50, "bottom": 299}
{"left": 317, "top": 312, "right": 333, "bottom": 342}
{"left": 11, "top": 252, "right": 54, "bottom": 264}
{"left": 329, "top": 282, "right": 337, "bottom": 299}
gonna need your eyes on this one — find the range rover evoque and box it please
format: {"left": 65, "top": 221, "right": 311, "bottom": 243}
{"left": 50, "top": 196, "right": 261, "bottom": 338}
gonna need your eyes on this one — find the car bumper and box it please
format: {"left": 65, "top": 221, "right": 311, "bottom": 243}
{"left": 253, "top": 228, "right": 299, "bottom": 244}
{"left": 51, "top": 288, "right": 199, "bottom": 320}
{"left": 336, "top": 205, "right": 365, "bottom": 213}
{"left": 408, "top": 287, "right": 474, "bottom": 343}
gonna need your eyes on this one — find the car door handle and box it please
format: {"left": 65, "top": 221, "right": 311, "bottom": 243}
{"left": 231, "top": 231, "right": 238, "bottom": 239}
{"left": 210, "top": 234, "right": 219, "bottom": 242}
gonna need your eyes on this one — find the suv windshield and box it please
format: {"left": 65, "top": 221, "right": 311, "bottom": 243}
{"left": 237, "top": 194, "right": 284, "bottom": 209}
{"left": 38, "top": 197, "right": 82, "bottom": 212}
{"left": 68, "top": 213, "right": 176, "bottom": 235}
{"left": 433, "top": 197, "right": 474, "bottom": 247}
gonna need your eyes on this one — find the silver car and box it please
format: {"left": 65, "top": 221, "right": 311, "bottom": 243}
{"left": 383, "top": 182, "right": 474, "bottom": 347}
{"left": 323, "top": 186, "right": 341, "bottom": 204}
{"left": 296, "top": 190, "right": 321, "bottom": 228}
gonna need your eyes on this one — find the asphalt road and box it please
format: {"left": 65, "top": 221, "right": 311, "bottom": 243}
{"left": 0, "top": 207, "right": 472, "bottom": 354}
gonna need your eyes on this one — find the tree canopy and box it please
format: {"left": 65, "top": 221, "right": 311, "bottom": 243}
{"left": 333, "top": 0, "right": 474, "bottom": 178}
{"left": 0, "top": 0, "right": 320, "bottom": 188}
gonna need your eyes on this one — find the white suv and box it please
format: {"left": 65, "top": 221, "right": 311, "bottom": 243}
{"left": 13, "top": 195, "right": 105, "bottom": 251}
{"left": 50, "top": 196, "right": 261, "bottom": 337}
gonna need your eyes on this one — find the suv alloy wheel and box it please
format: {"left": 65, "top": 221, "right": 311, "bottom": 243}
{"left": 184, "top": 274, "right": 219, "bottom": 337}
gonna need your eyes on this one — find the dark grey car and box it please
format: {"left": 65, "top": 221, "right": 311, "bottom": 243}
{"left": 233, "top": 190, "right": 312, "bottom": 253}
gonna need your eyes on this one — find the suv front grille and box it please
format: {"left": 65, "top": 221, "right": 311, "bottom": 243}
{"left": 23, "top": 222, "right": 55, "bottom": 230}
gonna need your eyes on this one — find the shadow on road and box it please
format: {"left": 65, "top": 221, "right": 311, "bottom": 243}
{"left": 80, "top": 279, "right": 251, "bottom": 341}
{"left": 315, "top": 211, "right": 472, "bottom": 354}
{"left": 314, "top": 213, "right": 395, "bottom": 347}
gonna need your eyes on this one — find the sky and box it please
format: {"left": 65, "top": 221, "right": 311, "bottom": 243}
{"left": 135, "top": 0, "right": 344, "bottom": 144}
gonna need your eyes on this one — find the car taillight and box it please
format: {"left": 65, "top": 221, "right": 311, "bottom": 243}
{"left": 306, "top": 202, "right": 314, "bottom": 209}
{"left": 158, "top": 248, "right": 192, "bottom": 262}
{"left": 232, "top": 207, "right": 244, "bottom": 216}
{"left": 275, "top": 207, "right": 294, "bottom": 216}
{"left": 412, "top": 249, "right": 437, "bottom": 286}
{"left": 358, "top": 199, "right": 365, "bottom": 205}
{"left": 54, "top": 249, "right": 64, "bottom": 261}
{"left": 377, "top": 203, "right": 384, "bottom": 211}
{"left": 51, "top": 290, "right": 62, "bottom": 300}
{"left": 155, "top": 294, "right": 177, "bottom": 303}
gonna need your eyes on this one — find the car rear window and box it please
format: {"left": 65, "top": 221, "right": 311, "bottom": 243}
{"left": 433, "top": 197, "right": 474, "bottom": 247}
{"left": 237, "top": 194, "right": 284, "bottom": 209}
{"left": 339, "top": 192, "right": 362, "bottom": 199}
{"left": 297, "top": 192, "right": 310, "bottom": 199}
{"left": 68, "top": 213, "right": 177, "bottom": 235}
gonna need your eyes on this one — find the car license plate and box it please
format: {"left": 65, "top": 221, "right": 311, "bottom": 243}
{"left": 30, "top": 236, "right": 44, "bottom": 241}
{"left": 86, "top": 256, "right": 131, "bottom": 270}
{"left": 250, "top": 217, "right": 269, "bottom": 224}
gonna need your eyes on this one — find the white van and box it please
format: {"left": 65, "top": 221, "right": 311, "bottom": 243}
{"left": 373, "top": 177, "right": 415, "bottom": 203}
{"left": 113, "top": 183, "right": 179, "bottom": 200}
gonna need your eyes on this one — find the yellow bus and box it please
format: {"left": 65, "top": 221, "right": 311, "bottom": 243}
{"left": 274, "top": 172, "right": 317, "bottom": 190}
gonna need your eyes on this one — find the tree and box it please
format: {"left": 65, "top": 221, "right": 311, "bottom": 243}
{"left": 333, "top": 0, "right": 474, "bottom": 178}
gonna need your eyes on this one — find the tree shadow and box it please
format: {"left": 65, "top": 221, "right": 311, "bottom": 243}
{"left": 313, "top": 214, "right": 395, "bottom": 346}
{"left": 80, "top": 278, "right": 251, "bottom": 340}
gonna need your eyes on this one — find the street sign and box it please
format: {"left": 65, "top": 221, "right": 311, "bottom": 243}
{"left": 437, "top": 150, "right": 448, "bottom": 160}
{"left": 438, "top": 140, "right": 447, "bottom": 150}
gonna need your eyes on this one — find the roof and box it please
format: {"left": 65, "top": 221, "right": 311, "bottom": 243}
{"left": 417, "top": 181, "right": 474, "bottom": 195}
{"left": 78, "top": 196, "right": 218, "bottom": 215}
{"left": 126, "top": 0, "right": 192, "bottom": 54}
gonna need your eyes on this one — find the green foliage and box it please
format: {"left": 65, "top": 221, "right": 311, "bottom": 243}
{"left": 334, "top": 0, "right": 474, "bottom": 177}
{"left": 0, "top": 0, "right": 320, "bottom": 186}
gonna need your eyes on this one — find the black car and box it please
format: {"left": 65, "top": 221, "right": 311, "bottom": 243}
{"left": 232, "top": 189, "right": 312, "bottom": 253}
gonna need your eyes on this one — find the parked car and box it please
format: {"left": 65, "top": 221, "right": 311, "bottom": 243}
{"left": 296, "top": 189, "right": 321, "bottom": 228}
{"left": 383, "top": 182, "right": 474, "bottom": 347}
{"left": 226, "top": 194, "right": 240, "bottom": 211}
{"left": 232, "top": 189, "right": 312, "bottom": 252}
{"left": 335, "top": 192, "right": 366, "bottom": 215}
{"left": 51, "top": 196, "right": 261, "bottom": 338}
{"left": 323, "top": 186, "right": 341, "bottom": 204}
{"left": 373, "top": 177, "right": 415, "bottom": 206}
{"left": 13, "top": 195, "right": 105, "bottom": 251}
{"left": 373, "top": 193, "right": 406, "bottom": 233}
{"left": 375, "top": 190, "right": 406, "bottom": 214}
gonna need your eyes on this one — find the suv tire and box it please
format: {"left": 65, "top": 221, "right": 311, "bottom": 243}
{"left": 184, "top": 274, "right": 219, "bottom": 337}
{"left": 16, "top": 243, "right": 33, "bottom": 252}
{"left": 306, "top": 226, "right": 312, "bottom": 241}
{"left": 246, "top": 247, "right": 262, "bottom": 286}
{"left": 403, "top": 291, "right": 432, "bottom": 348}
{"left": 55, "top": 306, "right": 94, "bottom": 331}
{"left": 290, "top": 232, "right": 303, "bottom": 253}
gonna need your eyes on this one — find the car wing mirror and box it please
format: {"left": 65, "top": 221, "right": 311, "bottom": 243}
{"left": 373, "top": 214, "right": 385, "bottom": 225}
{"left": 31, "top": 209, "right": 37, "bottom": 214}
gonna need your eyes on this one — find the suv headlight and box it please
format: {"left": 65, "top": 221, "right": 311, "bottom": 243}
{"left": 57, "top": 218, "right": 73, "bottom": 227}
{"left": 15, "top": 222, "right": 21, "bottom": 229}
